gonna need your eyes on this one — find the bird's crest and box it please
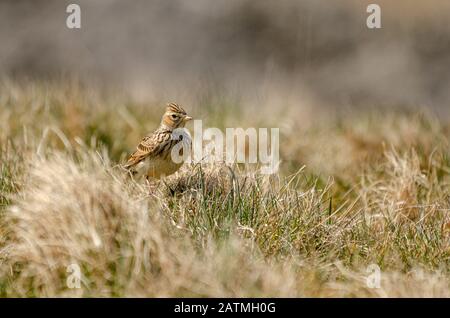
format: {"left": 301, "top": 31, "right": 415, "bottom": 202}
{"left": 166, "top": 102, "right": 186, "bottom": 115}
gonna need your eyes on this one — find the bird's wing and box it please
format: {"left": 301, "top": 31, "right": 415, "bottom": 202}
{"left": 124, "top": 132, "right": 171, "bottom": 168}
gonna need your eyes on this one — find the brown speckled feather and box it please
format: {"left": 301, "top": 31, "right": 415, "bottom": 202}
{"left": 124, "top": 128, "right": 172, "bottom": 168}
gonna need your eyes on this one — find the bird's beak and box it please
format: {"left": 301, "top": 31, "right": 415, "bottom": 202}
{"left": 184, "top": 116, "right": 193, "bottom": 122}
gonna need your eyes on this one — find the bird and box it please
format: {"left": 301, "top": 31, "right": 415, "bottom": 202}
{"left": 124, "top": 102, "right": 192, "bottom": 181}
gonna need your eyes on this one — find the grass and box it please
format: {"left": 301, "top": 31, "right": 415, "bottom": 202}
{"left": 0, "top": 79, "right": 449, "bottom": 297}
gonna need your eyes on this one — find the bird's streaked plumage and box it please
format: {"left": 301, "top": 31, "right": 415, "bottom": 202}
{"left": 124, "top": 103, "right": 192, "bottom": 180}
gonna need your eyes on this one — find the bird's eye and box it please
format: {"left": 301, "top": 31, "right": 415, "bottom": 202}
{"left": 171, "top": 114, "right": 178, "bottom": 120}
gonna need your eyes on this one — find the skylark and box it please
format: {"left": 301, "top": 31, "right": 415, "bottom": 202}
{"left": 124, "top": 102, "right": 192, "bottom": 180}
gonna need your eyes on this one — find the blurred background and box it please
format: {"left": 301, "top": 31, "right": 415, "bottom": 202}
{"left": 1, "top": 0, "right": 449, "bottom": 112}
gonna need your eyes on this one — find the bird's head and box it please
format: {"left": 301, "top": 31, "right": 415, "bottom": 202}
{"left": 161, "top": 102, "right": 192, "bottom": 130}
